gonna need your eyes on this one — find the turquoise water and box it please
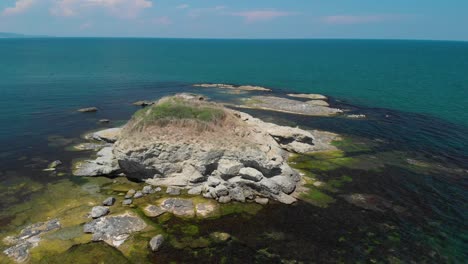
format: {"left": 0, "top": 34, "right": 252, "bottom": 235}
{"left": 0, "top": 39, "right": 467, "bottom": 263}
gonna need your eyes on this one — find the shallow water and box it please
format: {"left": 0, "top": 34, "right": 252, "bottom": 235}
{"left": 0, "top": 39, "right": 467, "bottom": 263}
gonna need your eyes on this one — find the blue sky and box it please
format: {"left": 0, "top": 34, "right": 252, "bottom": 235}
{"left": 0, "top": 0, "right": 467, "bottom": 40}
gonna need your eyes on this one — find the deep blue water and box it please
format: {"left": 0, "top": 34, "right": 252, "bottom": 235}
{"left": 0, "top": 38, "right": 467, "bottom": 262}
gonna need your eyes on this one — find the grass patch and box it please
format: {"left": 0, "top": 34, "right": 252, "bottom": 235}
{"left": 132, "top": 97, "right": 226, "bottom": 127}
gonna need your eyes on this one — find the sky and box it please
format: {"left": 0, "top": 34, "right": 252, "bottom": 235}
{"left": 0, "top": 0, "right": 467, "bottom": 40}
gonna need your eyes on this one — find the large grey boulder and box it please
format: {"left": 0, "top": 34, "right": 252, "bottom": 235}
{"left": 83, "top": 213, "right": 147, "bottom": 247}
{"left": 90, "top": 206, "right": 109, "bottom": 218}
{"left": 239, "top": 167, "right": 263, "bottom": 182}
{"left": 88, "top": 128, "right": 122, "bottom": 143}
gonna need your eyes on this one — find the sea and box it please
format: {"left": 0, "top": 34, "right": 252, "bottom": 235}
{"left": 0, "top": 38, "right": 466, "bottom": 263}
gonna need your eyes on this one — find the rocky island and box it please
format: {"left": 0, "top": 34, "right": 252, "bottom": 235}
{"left": 73, "top": 93, "right": 337, "bottom": 204}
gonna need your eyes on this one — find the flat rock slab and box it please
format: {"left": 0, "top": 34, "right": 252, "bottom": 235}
{"left": 3, "top": 219, "right": 61, "bottom": 263}
{"left": 83, "top": 213, "right": 147, "bottom": 247}
{"left": 160, "top": 198, "right": 195, "bottom": 217}
{"left": 194, "top": 83, "right": 271, "bottom": 91}
{"left": 143, "top": 205, "right": 167, "bottom": 217}
{"left": 243, "top": 96, "right": 342, "bottom": 117}
{"left": 287, "top": 93, "right": 328, "bottom": 100}
{"left": 89, "top": 128, "right": 122, "bottom": 143}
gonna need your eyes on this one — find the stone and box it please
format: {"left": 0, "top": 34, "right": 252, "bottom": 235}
{"left": 99, "top": 119, "right": 111, "bottom": 124}
{"left": 102, "top": 197, "right": 116, "bottom": 206}
{"left": 90, "top": 206, "right": 110, "bottom": 219}
{"left": 217, "top": 159, "right": 243, "bottom": 177}
{"left": 218, "top": 196, "right": 231, "bottom": 203}
{"left": 160, "top": 198, "right": 194, "bottom": 217}
{"left": 341, "top": 193, "right": 403, "bottom": 213}
{"left": 149, "top": 235, "right": 164, "bottom": 251}
{"left": 143, "top": 205, "right": 166, "bottom": 217}
{"left": 195, "top": 202, "right": 218, "bottom": 217}
{"left": 207, "top": 177, "right": 221, "bottom": 187}
{"left": 255, "top": 197, "right": 269, "bottom": 205}
{"left": 83, "top": 213, "right": 147, "bottom": 247}
{"left": 346, "top": 114, "right": 366, "bottom": 119}
{"left": 48, "top": 160, "right": 62, "bottom": 169}
{"left": 3, "top": 219, "right": 61, "bottom": 263}
{"left": 77, "top": 107, "right": 98, "bottom": 113}
{"left": 166, "top": 186, "right": 181, "bottom": 195}
{"left": 214, "top": 184, "right": 229, "bottom": 197}
{"left": 270, "top": 175, "right": 297, "bottom": 194}
{"left": 209, "top": 232, "right": 231, "bottom": 243}
{"left": 125, "top": 189, "right": 136, "bottom": 199}
{"left": 122, "top": 199, "right": 132, "bottom": 206}
{"left": 229, "top": 186, "right": 246, "bottom": 202}
{"left": 154, "top": 187, "right": 162, "bottom": 192}
{"left": 133, "top": 191, "right": 144, "bottom": 199}
{"left": 133, "top": 100, "right": 154, "bottom": 107}
{"left": 142, "top": 186, "right": 154, "bottom": 194}
{"left": 188, "top": 185, "right": 203, "bottom": 195}
{"left": 239, "top": 167, "right": 263, "bottom": 182}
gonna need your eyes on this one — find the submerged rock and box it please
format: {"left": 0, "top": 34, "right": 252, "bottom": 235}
{"left": 342, "top": 193, "right": 406, "bottom": 213}
{"left": 48, "top": 160, "right": 62, "bottom": 169}
{"left": 143, "top": 205, "right": 166, "bottom": 217}
{"left": 99, "top": 119, "right": 111, "bottom": 124}
{"left": 160, "top": 198, "right": 195, "bottom": 217}
{"left": 209, "top": 232, "right": 231, "bottom": 243}
{"left": 77, "top": 107, "right": 98, "bottom": 113}
{"left": 149, "top": 235, "right": 164, "bottom": 252}
{"left": 3, "top": 219, "right": 61, "bottom": 262}
{"left": 90, "top": 206, "right": 109, "bottom": 219}
{"left": 83, "top": 212, "right": 147, "bottom": 247}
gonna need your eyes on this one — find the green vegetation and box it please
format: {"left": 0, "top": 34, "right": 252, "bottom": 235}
{"left": 133, "top": 97, "right": 226, "bottom": 126}
{"left": 289, "top": 150, "right": 356, "bottom": 172}
{"left": 300, "top": 186, "right": 336, "bottom": 208}
{"left": 38, "top": 242, "right": 131, "bottom": 264}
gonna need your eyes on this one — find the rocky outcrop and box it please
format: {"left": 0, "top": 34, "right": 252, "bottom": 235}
{"left": 83, "top": 212, "right": 147, "bottom": 247}
{"left": 73, "top": 147, "right": 120, "bottom": 177}
{"left": 194, "top": 83, "right": 271, "bottom": 91}
{"left": 3, "top": 219, "right": 61, "bottom": 263}
{"left": 75, "top": 94, "right": 338, "bottom": 205}
{"left": 241, "top": 96, "right": 342, "bottom": 116}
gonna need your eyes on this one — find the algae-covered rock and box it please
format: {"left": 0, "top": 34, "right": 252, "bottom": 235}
{"left": 83, "top": 212, "right": 147, "bottom": 247}
{"left": 90, "top": 206, "right": 109, "bottom": 219}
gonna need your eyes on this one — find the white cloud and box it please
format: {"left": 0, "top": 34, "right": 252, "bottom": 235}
{"left": 232, "top": 10, "right": 295, "bottom": 23}
{"left": 50, "top": 0, "right": 153, "bottom": 18}
{"left": 188, "top": 5, "right": 226, "bottom": 18}
{"left": 176, "top": 4, "right": 189, "bottom": 9}
{"left": 151, "top": 16, "right": 171, "bottom": 25}
{"left": 2, "top": 0, "right": 35, "bottom": 16}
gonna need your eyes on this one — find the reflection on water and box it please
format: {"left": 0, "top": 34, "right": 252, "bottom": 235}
{"left": 0, "top": 84, "right": 467, "bottom": 263}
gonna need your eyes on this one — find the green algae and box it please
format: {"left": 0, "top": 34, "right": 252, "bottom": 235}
{"left": 37, "top": 242, "right": 131, "bottom": 264}
{"left": 331, "top": 137, "right": 374, "bottom": 153}
{"left": 218, "top": 202, "right": 262, "bottom": 217}
{"left": 289, "top": 151, "right": 357, "bottom": 172}
{"left": 180, "top": 224, "right": 199, "bottom": 236}
{"left": 300, "top": 187, "right": 336, "bottom": 208}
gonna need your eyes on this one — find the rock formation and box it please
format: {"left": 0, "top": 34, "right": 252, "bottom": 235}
{"left": 73, "top": 93, "right": 334, "bottom": 204}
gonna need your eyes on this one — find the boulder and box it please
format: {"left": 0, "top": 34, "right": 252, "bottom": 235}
{"left": 149, "top": 235, "right": 164, "bottom": 251}
{"left": 255, "top": 197, "right": 269, "bottom": 205}
{"left": 166, "top": 186, "right": 181, "bottom": 196}
{"left": 125, "top": 189, "right": 136, "bottom": 199}
{"left": 160, "top": 198, "right": 194, "bottom": 217}
{"left": 102, "top": 197, "right": 116, "bottom": 206}
{"left": 90, "top": 206, "right": 109, "bottom": 219}
{"left": 48, "top": 160, "right": 62, "bottom": 169}
{"left": 89, "top": 128, "right": 122, "bottom": 143}
{"left": 143, "top": 205, "right": 166, "bottom": 217}
{"left": 239, "top": 167, "right": 263, "bottom": 182}
{"left": 83, "top": 213, "right": 147, "bottom": 247}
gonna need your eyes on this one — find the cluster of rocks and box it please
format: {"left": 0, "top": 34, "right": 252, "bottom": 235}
{"left": 3, "top": 219, "right": 61, "bottom": 263}
{"left": 121, "top": 185, "right": 162, "bottom": 206}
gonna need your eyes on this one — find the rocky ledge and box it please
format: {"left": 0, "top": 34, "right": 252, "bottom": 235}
{"left": 73, "top": 93, "right": 337, "bottom": 204}
{"left": 240, "top": 95, "right": 342, "bottom": 116}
